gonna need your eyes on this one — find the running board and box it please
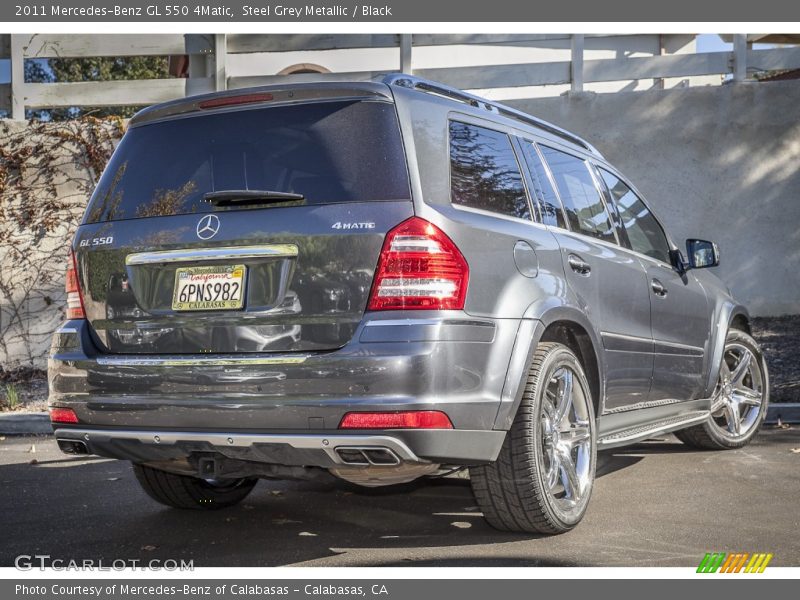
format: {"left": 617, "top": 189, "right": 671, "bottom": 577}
{"left": 598, "top": 411, "right": 709, "bottom": 449}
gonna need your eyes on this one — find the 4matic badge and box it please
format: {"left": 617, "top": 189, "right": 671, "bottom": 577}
{"left": 331, "top": 222, "right": 376, "bottom": 230}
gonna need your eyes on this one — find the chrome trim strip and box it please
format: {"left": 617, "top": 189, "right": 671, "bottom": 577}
{"left": 125, "top": 244, "right": 299, "bottom": 266}
{"left": 598, "top": 411, "right": 709, "bottom": 448}
{"left": 603, "top": 398, "right": 684, "bottom": 414}
{"left": 94, "top": 355, "right": 309, "bottom": 367}
{"left": 55, "top": 327, "right": 79, "bottom": 335}
{"left": 54, "top": 429, "right": 422, "bottom": 465}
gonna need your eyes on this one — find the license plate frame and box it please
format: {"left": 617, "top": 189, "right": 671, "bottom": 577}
{"left": 171, "top": 264, "right": 247, "bottom": 311}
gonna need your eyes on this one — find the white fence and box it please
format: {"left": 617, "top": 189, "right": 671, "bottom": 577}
{"left": 3, "top": 33, "right": 800, "bottom": 118}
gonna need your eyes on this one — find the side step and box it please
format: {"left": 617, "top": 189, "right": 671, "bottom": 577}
{"left": 598, "top": 411, "right": 709, "bottom": 449}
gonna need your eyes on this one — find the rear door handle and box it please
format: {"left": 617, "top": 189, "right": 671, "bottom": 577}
{"left": 651, "top": 279, "right": 668, "bottom": 297}
{"left": 567, "top": 255, "right": 591, "bottom": 276}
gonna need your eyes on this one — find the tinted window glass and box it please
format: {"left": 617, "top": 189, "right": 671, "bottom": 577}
{"left": 85, "top": 100, "right": 411, "bottom": 223}
{"left": 539, "top": 145, "right": 616, "bottom": 243}
{"left": 520, "top": 142, "right": 566, "bottom": 228}
{"left": 600, "top": 169, "right": 671, "bottom": 263}
{"left": 449, "top": 121, "right": 531, "bottom": 220}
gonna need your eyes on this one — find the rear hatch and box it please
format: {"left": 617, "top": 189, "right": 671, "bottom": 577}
{"left": 74, "top": 86, "right": 413, "bottom": 354}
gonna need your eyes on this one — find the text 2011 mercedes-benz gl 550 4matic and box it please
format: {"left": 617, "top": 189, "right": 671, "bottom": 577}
{"left": 49, "top": 75, "right": 768, "bottom": 533}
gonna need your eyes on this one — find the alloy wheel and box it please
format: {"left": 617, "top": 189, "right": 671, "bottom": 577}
{"left": 539, "top": 364, "right": 593, "bottom": 520}
{"left": 708, "top": 341, "right": 764, "bottom": 439}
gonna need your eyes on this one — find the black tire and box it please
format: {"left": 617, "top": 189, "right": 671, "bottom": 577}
{"left": 675, "top": 329, "right": 769, "bottom": 450}
{"left": 470, "top": 342, "right": 597, "bottom": 534}
{"left": 133, "top": 463, "right": 257, "bottom": 510}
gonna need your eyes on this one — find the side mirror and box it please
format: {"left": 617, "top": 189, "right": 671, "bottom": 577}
{"left": 686, "top": 239, "right": 720, "bottom": 269}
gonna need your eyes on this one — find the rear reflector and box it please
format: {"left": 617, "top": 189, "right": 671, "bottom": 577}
{"left": 199, "top": 93, "right": 274, "bottom": 109}
{"left": 367, "top": 217, "right": 469, "bottom": 311}
{"left": 339, "top": 411, "right": 454, "bottom": 430}
{"left": 65, "top": 249, "right": 86, "bottom": 320}
{"left": 49, "top": 407, "right": 79, "bottom": 424}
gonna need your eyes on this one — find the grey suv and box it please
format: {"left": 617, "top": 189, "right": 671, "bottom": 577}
{"left": 48, "top": 75, "right": 769, "bottom": 534}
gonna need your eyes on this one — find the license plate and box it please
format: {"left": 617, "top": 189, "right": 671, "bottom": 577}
{"left": 172, "top": 265, "right": 246, "bottom": 311}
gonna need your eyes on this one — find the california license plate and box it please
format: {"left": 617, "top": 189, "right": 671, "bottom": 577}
{"left": 172, "top": 265, "right": 246, "bottom": 311}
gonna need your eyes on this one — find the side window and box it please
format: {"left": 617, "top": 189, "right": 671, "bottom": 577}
{"left": 520, "top": 142, "right": 566, "bottom": 228}
{"left": 539, "top": 145, "right": 617, "bottom": 244}
{"left": 599, "top": 169, "right": 671, "bottom": 264}
{"left": 449, "top": 121, "right": 531, "bottom": 220}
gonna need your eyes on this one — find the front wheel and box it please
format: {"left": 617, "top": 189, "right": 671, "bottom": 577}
{"left": 675, "top": 329, "right": 769, "bottom": 450}
{"left": 470, "top": 342, "right": 597, "bottom": 534}
{"left": 133, "top": 464, "right": 258, "bottom": 510}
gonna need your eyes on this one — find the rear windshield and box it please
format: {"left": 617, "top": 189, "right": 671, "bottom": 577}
{"left": 84, "top": 100, "right": 411, "bottom": 223}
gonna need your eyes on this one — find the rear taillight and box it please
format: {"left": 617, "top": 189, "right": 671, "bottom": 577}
{"left": 65, "top": 250, "right": 86, "bottom": 320}
{"left": 49, "top": 407, "right": 79, "bottom": 424}
{"left": 339, "top": 411, "right": 454, "bottom": 429}
{"left": 367, "top": 217, "right": 469, "bottom": 311}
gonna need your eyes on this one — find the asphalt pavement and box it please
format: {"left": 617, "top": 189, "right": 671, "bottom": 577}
{"left": 1, "top": 428, "right": 798, "bottom": 567}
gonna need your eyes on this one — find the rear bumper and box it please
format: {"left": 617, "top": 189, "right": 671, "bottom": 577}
{"left": 52, "top": 427, "right": 506, "bottom": 467}
{"left": 48, "top": 313, "right": 521, "bottom": 465}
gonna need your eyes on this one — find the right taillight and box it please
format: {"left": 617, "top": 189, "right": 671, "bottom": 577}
{"left": 65, "top": 249, "right": 86, "bottom": 320}
{"left": 367, "top": 217, "right": 469, "bottom": 311}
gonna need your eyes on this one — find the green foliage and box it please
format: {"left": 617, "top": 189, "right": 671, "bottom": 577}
{"left": 25, "top": 56, "right": 170, "bottom": 121}
{"left": 3, "top": 384, "right": 20, "bottom": 409}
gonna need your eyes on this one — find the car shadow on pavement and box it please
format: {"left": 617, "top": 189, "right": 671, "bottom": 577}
{"left": 0, "top": 445, "right": 652, "bottom": 568}
{"left": 0, "top": 430, "right": 792, "bottom": 567}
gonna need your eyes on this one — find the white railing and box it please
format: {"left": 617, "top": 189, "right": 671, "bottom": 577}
{"left": 3, "top": 33, "right": 800, "bottom": 119}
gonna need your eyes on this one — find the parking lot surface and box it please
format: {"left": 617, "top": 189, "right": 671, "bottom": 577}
{"left": 1, "top": 428, "right": 798, "bottom": 567}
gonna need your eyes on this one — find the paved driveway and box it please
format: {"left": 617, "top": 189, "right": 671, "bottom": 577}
{"left": 1, "top": 428, "right": 798, "bottom": 567}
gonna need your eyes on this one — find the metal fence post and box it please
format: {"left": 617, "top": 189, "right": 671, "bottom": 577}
{"left": 733, "top": 34, "right": 747, "bottom": 82}
{"left": 213, "top": 34, "right": 227, "bottom": 91}
{"left": 571, "top": 34, "right": 584, "bottom": 93}
{"left": 10, "top": 34, "right": 25, "bottom": 120}
{"left": 400, "top": 34, "right": 413, "bottom": 74}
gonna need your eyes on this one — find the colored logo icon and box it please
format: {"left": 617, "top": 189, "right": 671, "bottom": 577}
{"left": 697, "top": 552, "right": 773, "bottom": 573}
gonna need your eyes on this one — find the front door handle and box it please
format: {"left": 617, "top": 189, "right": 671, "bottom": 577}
{"left": 568, "top": 254, "right": 591, "bottom": 276}
{"left": 651, "top": 279, "right": 668, "bottom": 297}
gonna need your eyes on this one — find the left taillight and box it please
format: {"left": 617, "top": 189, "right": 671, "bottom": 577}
{"left": 65, "top": 249, "right": 86, "bottom": 320}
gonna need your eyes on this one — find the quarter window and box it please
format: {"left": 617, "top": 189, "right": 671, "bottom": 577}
{"left": 599, "top": 169, "right": 671, "bottom": 263}
{"left": 520, "top": 142, "right": 566, "bottom": 228}
{"left": 449, "top": 121, "right": 531, "bottom": 220}
{"left": 539, "top": 145, "right": 616, "bottom": 244}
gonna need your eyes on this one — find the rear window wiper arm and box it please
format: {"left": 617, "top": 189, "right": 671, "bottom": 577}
{"left": 203, "top": 190, "right": 305, "bottom": 206}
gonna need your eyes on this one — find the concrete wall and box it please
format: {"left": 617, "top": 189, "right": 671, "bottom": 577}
{"left": 509, "top": 79, "right": 800, "bottom": 316}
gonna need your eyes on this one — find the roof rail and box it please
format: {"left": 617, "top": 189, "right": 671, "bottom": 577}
{"left": 380, "top": 73, "right": 602, "bottom": 158}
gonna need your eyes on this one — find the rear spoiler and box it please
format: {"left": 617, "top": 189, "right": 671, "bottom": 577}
{"left": 129, "top": 81, "right": 395, "bottom": 128}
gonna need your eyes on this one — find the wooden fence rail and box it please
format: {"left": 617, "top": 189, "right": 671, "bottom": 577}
{"left": 2, "top": 34, "right": 800, "bottom": 118}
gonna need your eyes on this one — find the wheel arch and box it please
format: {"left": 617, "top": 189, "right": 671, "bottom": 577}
{"left": 493, "top": 305, "right": 606, "bottom": 430}
{"left": 704, "top": 301, "right": 752, "bottom": 397}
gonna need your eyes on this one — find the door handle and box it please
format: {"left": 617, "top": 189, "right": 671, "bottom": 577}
{"left": 567, "top": 254, "right": 591, "bottom": 276}
{"left": 651, "top": 279, "right": 668, "bottom": 297}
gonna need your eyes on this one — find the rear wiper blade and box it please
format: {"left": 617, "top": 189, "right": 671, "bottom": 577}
{"left": 203, "top": 190, "right": 305, "bottom": 206}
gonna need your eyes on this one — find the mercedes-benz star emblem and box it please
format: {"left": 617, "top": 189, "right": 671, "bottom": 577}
{"left": 196, "top": 214, "right": 220, "bottom": 240}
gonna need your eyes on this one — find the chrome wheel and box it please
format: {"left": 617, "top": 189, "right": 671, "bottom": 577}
{"left": 539, "top": 363, "right": 593, "bottom": 521}
{"left": 709, "top": 341, "right": 764, "bottom": 439}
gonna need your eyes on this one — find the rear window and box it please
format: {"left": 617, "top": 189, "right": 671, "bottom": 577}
{"left": 449, "top": 121, "right": 531, "bottom": 220}
{"left": 84, "top": 100, "right": 411, "bottom": 223}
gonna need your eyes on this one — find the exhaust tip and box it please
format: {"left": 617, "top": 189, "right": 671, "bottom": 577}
{"left": 335, "top": 446, "right": 400, "bottom": 466}
{"left": 57, "top": 439, "right": 89, "bottom": 455}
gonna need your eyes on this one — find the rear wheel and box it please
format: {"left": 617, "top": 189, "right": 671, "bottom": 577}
{"left": 470, "top": 342, "right": 596, "bottom": 534}
{"left": 133, "top": 464, "right": 257, "bottom": 510}
{"left": 675, "top": 329, "right": 768, "bottom": 450}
